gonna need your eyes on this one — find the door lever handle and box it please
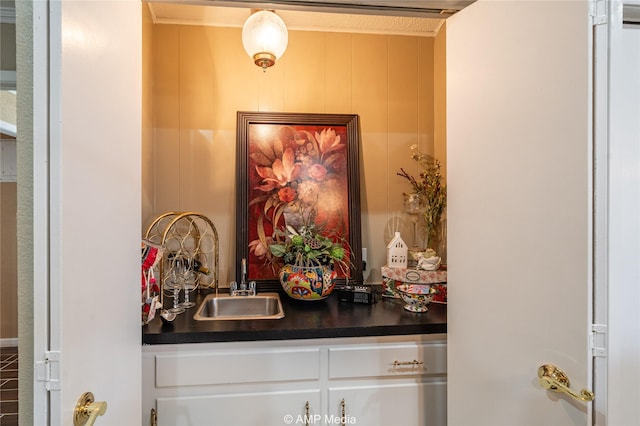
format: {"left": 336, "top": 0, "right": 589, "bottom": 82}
{"left": 74, "top": 392, "right": 107, "bottom": 426}
{"left": 538, "top": 364, "right": 594, "bottom": 402}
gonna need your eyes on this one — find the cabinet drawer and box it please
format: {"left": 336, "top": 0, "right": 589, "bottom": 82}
{"left": 157, "top": 389, "right": 321, "bottom": 426}
{"left": 328, "top": 342, "right": 446, "bottom": 379}
{"left": 156, "top": 348, "right": 320, "bottom": 387}
{"left": 328, "top": 382, "right": 446, "bottom": 426}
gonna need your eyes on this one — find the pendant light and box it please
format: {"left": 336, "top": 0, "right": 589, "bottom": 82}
{"left": 242, "top": 10, "right": 288, "bottom": 72}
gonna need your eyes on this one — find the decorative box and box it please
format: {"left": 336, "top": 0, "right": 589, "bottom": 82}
{"left": 381, "top": 265, "right": 447, "bottom": 303}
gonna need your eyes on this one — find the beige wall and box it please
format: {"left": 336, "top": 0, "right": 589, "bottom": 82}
{"left": 146, "top": 22, "right": 445, "bottom": 284}
{"left": 142, "top": 3, "right": 155, "bottom": 226}
{"left": 1, "top": 181, "right": 17, "bottom": 339}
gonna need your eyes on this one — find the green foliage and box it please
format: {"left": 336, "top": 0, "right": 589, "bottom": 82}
{"left": 268, "top": 208, "right": 351, "bottom": 275}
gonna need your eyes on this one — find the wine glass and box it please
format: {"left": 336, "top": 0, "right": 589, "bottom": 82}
{"left": 180, "top": 257, "right": 198, "bottom": 308}
{"left": 404, "top": 193, "right": 428, "bottom": 251}
{"left": 165, "top": 259, "right": 185, "bottom": 314}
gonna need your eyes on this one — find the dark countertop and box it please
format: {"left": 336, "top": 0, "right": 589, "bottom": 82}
{"left": 142, "top": 287, "right": 447, "bottom": 345}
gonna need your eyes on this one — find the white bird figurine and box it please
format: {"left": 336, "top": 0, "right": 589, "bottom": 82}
{"left": 416, "top": 252, "right": 441, "bottom": 271}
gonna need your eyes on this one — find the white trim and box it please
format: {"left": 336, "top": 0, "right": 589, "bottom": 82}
{"left": 155, "top": 0, "right": 471, "bottom": 16}
{"left": 607, "top": 1, "right": 640, "bottom": 424}
{"left": 150, "top": 15, "right": 442, "bottom": 36}
{"left": 146, "top": 3, "right": 444, "bottom": 37}
{"left": 32, "top": 0, "right": 52, "bottom": 424}
{"left": 0, "top": 338, "right": 18, "bottom": 347}
{"left": 592, "top": 10, "right": 610, "bottom": 425}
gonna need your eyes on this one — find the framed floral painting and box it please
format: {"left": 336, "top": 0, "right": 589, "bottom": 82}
{"left": 236, "top": 112, "right": 363, "bottom": 289}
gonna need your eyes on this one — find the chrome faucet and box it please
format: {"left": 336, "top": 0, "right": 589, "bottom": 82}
{"left": 240, "top": 258, "right": 247, "bottom": 289}
{"left": 230, "top": 258, "right": 256, "bottom": 296}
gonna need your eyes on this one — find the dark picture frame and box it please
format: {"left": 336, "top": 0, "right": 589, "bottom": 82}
{"left": 236, "top": 111, "right": 363, "bottom": 290}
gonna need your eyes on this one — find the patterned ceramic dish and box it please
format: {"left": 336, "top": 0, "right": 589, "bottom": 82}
{"left": 279, "top": 264, "right": 337, "bottom": 301}
{"left": 396, "top": 284, "right": 437, "bottom": 313}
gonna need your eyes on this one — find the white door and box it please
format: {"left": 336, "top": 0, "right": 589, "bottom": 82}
{"left": 446, "top": 1, "right": 595, "bottom": 425}
{"left": 608, "top": 1, "right": 640, "bottom": 425}
{"left": 28, "top": 1, "right": 142, "bottom": 424}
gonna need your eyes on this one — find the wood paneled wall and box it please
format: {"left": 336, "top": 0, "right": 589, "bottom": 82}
{"left": 146, "top": 23, "right": 446, "bottom": 284}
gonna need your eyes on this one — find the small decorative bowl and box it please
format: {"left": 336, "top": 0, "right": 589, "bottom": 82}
{"left": 396, "top": 284, "right": 437, "bottom": 313}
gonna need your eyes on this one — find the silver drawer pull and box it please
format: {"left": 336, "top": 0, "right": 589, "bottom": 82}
{"left": 392, "top": 359, "right": 424, "bottom": 367}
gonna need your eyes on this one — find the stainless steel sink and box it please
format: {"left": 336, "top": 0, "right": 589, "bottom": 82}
{"left": 193, "top": 293, "right": 285, "bottom": 321}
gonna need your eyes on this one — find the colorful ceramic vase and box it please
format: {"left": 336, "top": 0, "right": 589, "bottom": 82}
{"left": 279, "top": 264, "right": 336, "bottom": 300}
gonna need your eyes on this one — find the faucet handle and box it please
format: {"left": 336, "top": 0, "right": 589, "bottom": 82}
{"left": 229, "top": 280, "right": 256, "bottom": 296}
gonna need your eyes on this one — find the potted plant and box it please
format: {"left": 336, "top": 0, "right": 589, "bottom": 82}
{"left": 268, "top": 208, "right": 351, "bottom": 300}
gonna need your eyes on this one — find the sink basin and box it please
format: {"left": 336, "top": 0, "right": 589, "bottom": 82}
{"left": 193, "top": 293, "right": 285, "bottom": 321}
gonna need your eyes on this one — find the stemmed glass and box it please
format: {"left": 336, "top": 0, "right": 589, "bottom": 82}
{"left": 404, "top": 193, "right": 428, "bottom": 251}
{"left": 165, "top": 258, "right": 185, "bottom": 314}
{"left": 180, "top": 257, "right": 198, "bottom": 308}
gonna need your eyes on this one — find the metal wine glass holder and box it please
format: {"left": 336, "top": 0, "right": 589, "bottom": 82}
{"left": 144, "top": 212, "right": 219, "bottom": 308}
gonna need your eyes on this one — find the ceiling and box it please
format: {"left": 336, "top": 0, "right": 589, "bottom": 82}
{"left": 146, "top": 1, "right": 462, "bottom": 37}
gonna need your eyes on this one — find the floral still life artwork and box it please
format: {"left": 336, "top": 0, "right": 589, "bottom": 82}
{"left": 236, "top": 112, "right": 363, "bottom": 286}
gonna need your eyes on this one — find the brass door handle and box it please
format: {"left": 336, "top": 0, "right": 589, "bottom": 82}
{"left": 538, "top": 364, "right": 594, "bottom": 402}
{"left": 74, "top": 392, "right": 107, "bottom": 426}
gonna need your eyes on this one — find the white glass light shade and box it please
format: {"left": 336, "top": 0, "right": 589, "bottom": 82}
{"left": 242, "top": 10, "right": 288, "bottom": 70}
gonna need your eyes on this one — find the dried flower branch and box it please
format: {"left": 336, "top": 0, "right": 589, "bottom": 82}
{"left": 397, "top": 144, "right": 447, "bottom": 243}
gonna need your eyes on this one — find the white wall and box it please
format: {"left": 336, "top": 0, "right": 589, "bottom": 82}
{"left": 147, "top": 22, "right": 445, "bottom": 285}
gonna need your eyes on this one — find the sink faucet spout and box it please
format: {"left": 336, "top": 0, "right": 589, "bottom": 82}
{"left": 230, "top": 258, "right": 256, "bottom": 296}
{"left": 241, "top": 258, "right": 247, "bottom": 290}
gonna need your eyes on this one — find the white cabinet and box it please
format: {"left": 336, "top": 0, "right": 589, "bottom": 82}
{"left": 329, "top": 382, "right": 446, "bottom": 426}
{"left": 327, "top": 340, "right": 447, "bottom": 425}
{"left": 156, "top": 390, "right": 321, "bottom": 426}
{"left": 142, "top": 334, "right": 447, "bottom": 426}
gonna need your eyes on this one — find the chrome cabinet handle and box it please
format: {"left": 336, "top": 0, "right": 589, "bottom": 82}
{"left": 538, "top": 364, "right": 594, "bottom": 402}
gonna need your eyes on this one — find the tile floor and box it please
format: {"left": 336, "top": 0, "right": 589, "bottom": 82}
{"left": 0, "top": 346, "right": 18, "bottom": 426}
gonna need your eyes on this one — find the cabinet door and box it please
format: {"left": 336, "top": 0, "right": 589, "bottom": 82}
{"left": 157, "top": 389, "right": 320, "bottom": 426}
{"left": 329, "top": 382, "right": 446, "bottom": 426}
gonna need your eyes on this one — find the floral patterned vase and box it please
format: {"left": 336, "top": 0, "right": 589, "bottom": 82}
{"left": 278, "top": 264, "right": 337, "bottom": 301}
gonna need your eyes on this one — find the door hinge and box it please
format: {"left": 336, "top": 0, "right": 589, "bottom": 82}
{"left": 35, "top": 350, "right": 61, "bottom": 391}
{"left": 591, "top": 0, "right": 608, "bottom": 25}
{"left": 591, "top": 324, "right": 607, "bottom": 357}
